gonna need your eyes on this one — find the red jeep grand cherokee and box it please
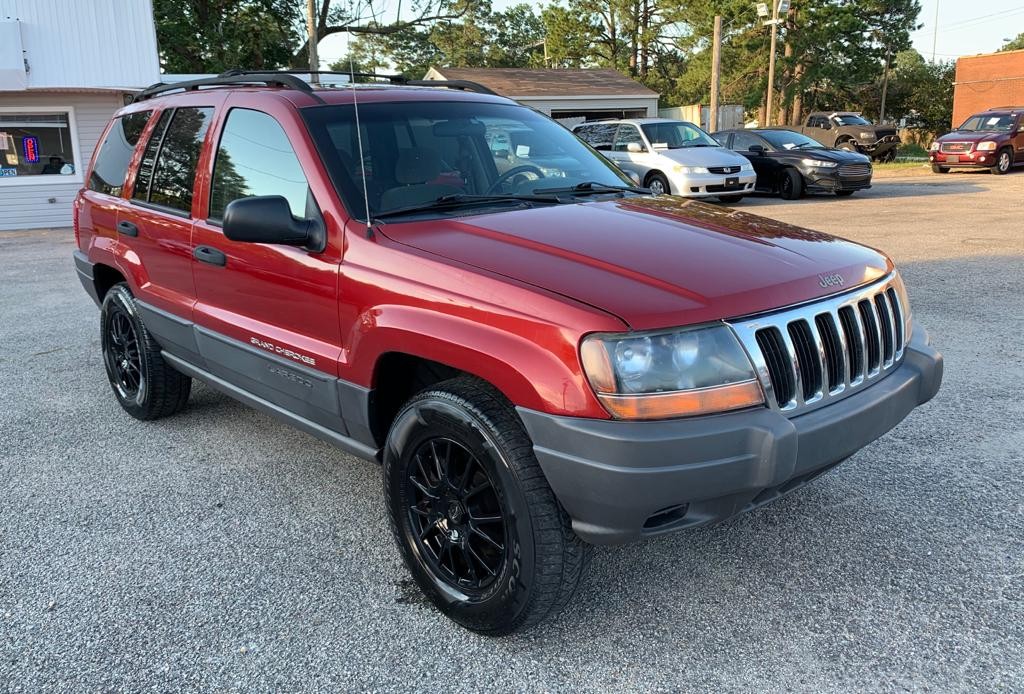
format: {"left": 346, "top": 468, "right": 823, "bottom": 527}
{"left": 73, "top": 72, "right": 943, "bottom": 634}
{"left": 929, "top": 107, "right": 1024, "bottom": 174}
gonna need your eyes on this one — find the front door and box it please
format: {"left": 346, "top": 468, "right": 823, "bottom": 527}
{"left": 190, "top": 98, "right": 346, "bottom": 434}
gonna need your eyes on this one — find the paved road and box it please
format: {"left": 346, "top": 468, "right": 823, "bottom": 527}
{"left": 2, "top": 172, "right": 1022, "bottom": 692}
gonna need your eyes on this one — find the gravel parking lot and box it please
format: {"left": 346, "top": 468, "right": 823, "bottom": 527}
{"left": 2, "top": 171, "right": 1022, "bottom": 692}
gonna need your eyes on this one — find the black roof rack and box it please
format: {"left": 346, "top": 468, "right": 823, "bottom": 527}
{"left": 133, "top": 69, "right": 498, "bottom": 102}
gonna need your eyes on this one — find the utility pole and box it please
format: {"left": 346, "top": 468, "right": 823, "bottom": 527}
{"left": 931, "top": 0, "right": 939, "bottom": 62}
{"left": 763, "top": 0, "right": 789, "bottom": 127}
{"left": 307, "top": 0, "right": 320, "bottom": 84}
{"left": 709, "top": 15, "right": 722, "bottom": 133}
{"left": 879, "top": 47, "right": 892, "bottom": 123}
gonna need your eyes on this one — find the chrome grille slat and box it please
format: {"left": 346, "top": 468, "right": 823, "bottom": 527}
{"left": 728, "top": 274, "right": 910, "bottom": 418}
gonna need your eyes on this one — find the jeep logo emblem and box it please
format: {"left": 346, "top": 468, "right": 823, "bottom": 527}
{"left": 818, "top": 272, "right": 845, "bottom": 288}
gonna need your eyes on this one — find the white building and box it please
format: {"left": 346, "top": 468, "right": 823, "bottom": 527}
{"left": 423, "top": 67, "right": 660, "bottom": 124}
{"left": 0, "top": 0, "right": 160, "bottom": 230}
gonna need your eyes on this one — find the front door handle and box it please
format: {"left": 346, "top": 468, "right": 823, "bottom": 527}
{"left": 193, "top": 245, "right": 227, "bottom": 267}
{"left": 116, "top": 220, "right": 138, "bottom": 237}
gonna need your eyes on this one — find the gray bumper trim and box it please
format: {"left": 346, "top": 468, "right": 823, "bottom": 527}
{"left": 518, "top": 325, "right": 942, "bottom": 545}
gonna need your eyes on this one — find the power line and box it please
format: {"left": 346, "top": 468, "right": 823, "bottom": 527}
{"left": 913, "top": 6, "right": 1024, "bottom": 35}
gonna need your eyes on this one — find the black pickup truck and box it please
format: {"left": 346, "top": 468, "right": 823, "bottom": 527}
{"left": 793, "top": 112, "right": 900, "bottom": 161}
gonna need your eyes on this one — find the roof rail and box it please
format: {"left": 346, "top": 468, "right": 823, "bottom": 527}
{"left": 132, "top": 69, "right": 499, "bottom": 102}
{"left": 134, "top": 70, "right": 313, "bottom": 102}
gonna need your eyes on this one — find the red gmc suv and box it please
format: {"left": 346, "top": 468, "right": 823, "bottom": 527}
{"left": 929, "top": 106, "right": 1024, "bottom": 174}
{"left": 73, "top": 71, "right": 943, "bottom": 635}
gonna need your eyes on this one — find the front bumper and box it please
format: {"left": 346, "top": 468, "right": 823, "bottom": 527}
{"left": 518, "top": 325, "right": 942, "bottom": 545}
{"left": 856, "top": 136, "right": 900, "bottom": 155}
{"left": 669, "top": 171, "right": 757, "bottom": 197}
{"left": 805, "top": 170, "right": 872, "bottom": 192}
{"left": 929, "top": 151, "right": 996, "bottom": 168}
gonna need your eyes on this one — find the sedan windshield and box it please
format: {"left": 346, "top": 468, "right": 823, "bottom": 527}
{"left": 957, "top": 114, "right": 1016, "bottom": 132}
{"left": 640, "top": 121, "right": 719, "bottom": 149}
{"left": 833, "top": 114, "right": 871, "bottom": 126}
{"left": 760, "top": 130, "right": 826, "bottom": 150}
{"left": 302, "top": 100, "right": 634, "bottom": 220}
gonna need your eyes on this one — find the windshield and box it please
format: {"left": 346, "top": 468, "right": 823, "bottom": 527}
{"left": 640, "top": 121, "right": 720, "bottom": 149}
{"left": 957, "top": 114, "right": 1017, "bottom": 132}
{"left": 833, "top": 114, "right": 871, "bottom": 126}
{"left": 302, "top": 100, "right": 633, "bottom": 220}
{"left": 760, "top": 130, "right": 826, "bottom": 150}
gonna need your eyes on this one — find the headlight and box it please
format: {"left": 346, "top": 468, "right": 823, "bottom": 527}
{"left": 739, "top": 162, "right": 754, "bottom": 172}
{"left": 860, "top": 131, "right": 873, "bottom": 139}
{"left": 580, "top": 324, "right": 764, "bottom": 419}
{"left": 802, "top": 158, "right": 838, "bottom": 168}
{"left": 976, "top": 141, "right": 997, "bottom": 151}
{"left": 672, "top": 165, "right": 709, "bottom": 175}
{"left": 929, "top": 142, "right": 940, "bottom": 151}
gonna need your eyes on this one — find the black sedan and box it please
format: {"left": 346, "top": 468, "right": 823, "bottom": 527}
{"left": 712, "top": 128, "right": 873, "bottom": 199}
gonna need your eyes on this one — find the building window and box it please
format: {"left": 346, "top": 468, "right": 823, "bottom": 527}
{"left": 0, "top": 110, "right": 79, "bottom": 183}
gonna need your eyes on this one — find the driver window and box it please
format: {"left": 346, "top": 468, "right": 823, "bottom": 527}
{"left": 732, "top": 132, "right": 762, "bottom": 151}
{"left": 613, "top": 125, "right": 645, "bottom": 152}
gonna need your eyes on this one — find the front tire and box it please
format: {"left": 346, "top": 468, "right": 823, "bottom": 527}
{"left": 992, "top": 148, "right": 1012, "bottom": 175}
{"left": 931, "top": 164, "right": 950, "bottom": 174}
{"left": 100, "top": 283, "right": 191, "bottom": 420}
{"left": 779, "top": 168, "right": 804, "bottom": 200}
{"left": 645, "top": 172, "right": 670, "bottom": 196}
{"left": 383, "top": 377, "right": 587, "bottom": 635}
{"left": 837, "top": 141, "right": 857, "bottom": 153}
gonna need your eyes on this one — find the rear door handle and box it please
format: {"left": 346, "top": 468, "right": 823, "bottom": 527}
{"left": 116, "top": 220, "right": 138, "bottom": 237}
{"left": 193, "top": 245, "right": 227, "bottom": 267}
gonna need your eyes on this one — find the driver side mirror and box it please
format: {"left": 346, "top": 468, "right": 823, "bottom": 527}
{"left": 223, "top": 196, "right": 326, "bottom": 252}
{"left": 748, "top": 144, "right": 766, "bottom": 153}
{"left": 626, "top": 142, "right": 646, "bottom": 153}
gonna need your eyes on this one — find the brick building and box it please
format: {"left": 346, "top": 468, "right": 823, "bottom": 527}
{"left": 952, "top": 49, "right": 1024, "bottom": 126}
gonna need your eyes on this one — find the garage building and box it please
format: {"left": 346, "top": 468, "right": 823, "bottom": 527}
{"left": 422, "top": 67, "right": 660, "bottom": 123}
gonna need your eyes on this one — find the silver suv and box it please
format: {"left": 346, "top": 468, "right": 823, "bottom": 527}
{"left": 574, "top": 118, "right": 756, "bottom": 202}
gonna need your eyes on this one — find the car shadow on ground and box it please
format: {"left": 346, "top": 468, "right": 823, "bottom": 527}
{"left": 731, "top": 177, "right": 991, "bottom": 208}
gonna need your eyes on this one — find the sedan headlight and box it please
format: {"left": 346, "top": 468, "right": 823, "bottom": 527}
{"left": 802, "top": 158, "right": 838, "bottom": 168}
{"left": 739, "top": 162, "right": 754, "bottom": 172}
{"left": 976, "top": 141, "right": 997, "bottom": 151}
{"left": 929, "top": 141, "right": 940, "bottom": 151}
{"left": 672, "top": 165, "right": 709, "bottom": 175}
{"left": 580, "top": 324, "right": 764, "bottom": 419}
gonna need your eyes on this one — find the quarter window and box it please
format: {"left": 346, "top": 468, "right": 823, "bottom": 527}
{"left": 147, "top": 107, "right": 214, "bottom": 213}
{"left": 209, "top": 109, "right": 312, "bottom": 221}
{"left": 88, "top": 111, "right": 152, "bottom": 196}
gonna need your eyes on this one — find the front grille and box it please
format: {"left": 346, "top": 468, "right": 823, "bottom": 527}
{"left": 708, "top": 166, "right": 741, "bottom": 174}
{"left": 940, "top": 142, "right": 972, "bottom": 154}
{"left": 728, "top": 275, "right": 909, "bottom": 414}
{"left": 838, "top": 163, "right": 871, "bottom": 178}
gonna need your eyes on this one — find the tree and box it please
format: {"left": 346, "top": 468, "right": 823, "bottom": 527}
{"left": 154, "top": 0, "right": 300, "bottom": 73}
{"left": 882, "top": 50, "right": 954, "bottom": 135}
{"left": 1000, "top": 32, "right": 1024, "bottom": 52}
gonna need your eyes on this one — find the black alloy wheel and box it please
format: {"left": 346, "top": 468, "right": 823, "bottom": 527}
{"left": 405, "top": 437, "right": 508, "bottom": 592}
{"left": 104, "top": 307, "right": 142, "bottom": 400}
{"left": 779, "top": 168, "right": 804, "bottom": 200}
{"left": 384, "top": 377, "right": 588, "bottom": 634}
{"left": 99, "top": 283, "right": 191, "bottom": 420}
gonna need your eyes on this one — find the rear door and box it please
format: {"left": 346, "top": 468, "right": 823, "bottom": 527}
{"left": 190, "top": 94, "right": 346, "bottom": 433}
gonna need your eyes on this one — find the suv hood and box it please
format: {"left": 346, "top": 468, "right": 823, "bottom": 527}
{"left": 657, "top": 146, "right": 750, "bottom": 168}
{"left": 380, "top": 196, "right": 892, "bottom": 330}
{"left": 937, "top": 130, "right": 1005, "bottom": 142}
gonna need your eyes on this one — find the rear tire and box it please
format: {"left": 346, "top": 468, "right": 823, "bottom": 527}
{"left": 645, "top": 172, "right": 670, "bottom": 196}
{"left": 100, "top": 283, "right": 191, "bottom": 420}
{"left": 383, "top": 376, "right": 588, "bottom": 635}
{"left": 992, "top": 148, "right": 1012, "bottom": 175}
{"left": 718, "top": 194, "right": 744, "bottom": 203}
{"left": 779, "top": 168, "right": 804, "bottom": 200}
{"left": 931, "top": 164, "right": 949, "bottom": 174}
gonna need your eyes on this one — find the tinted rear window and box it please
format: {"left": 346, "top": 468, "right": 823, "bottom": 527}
{"left": 89, "top": 111, "right": 153, "bottom": 196}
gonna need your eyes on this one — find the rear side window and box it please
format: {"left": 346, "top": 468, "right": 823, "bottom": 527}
{"left": 89, "top": 111, "right": 152, "bottom": 196}
{"left": 133, "top": 107, "right": 213, "bottom": 214}
{"left": 209, "top": 109, "right": 311, "bottom": 220}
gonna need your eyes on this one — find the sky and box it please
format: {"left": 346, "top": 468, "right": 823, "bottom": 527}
{"left": 318, "top": 0, "right": 1024, "bottom": 71}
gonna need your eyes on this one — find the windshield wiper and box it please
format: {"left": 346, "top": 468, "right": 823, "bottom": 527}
{"left": 376, "top": 193, "right": 562, "bottom": 219}
{"left": 533, "top": 181, "right": 648, "bottom": 196}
